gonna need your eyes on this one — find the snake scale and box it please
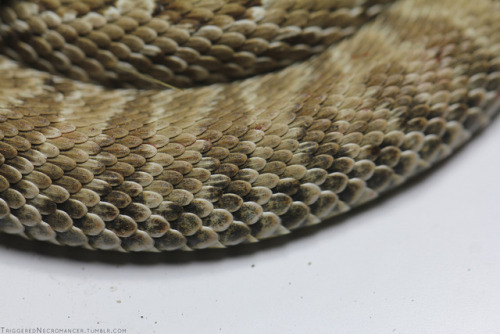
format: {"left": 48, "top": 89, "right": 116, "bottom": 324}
{"left": 0, "top": 0, "right": 498, "bottom": 252}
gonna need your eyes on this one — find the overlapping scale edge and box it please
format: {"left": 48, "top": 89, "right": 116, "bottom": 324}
{"left": 0, "top": 0, "right": 498, "bottom": 252}
{"left": 0, "top": 0, "right": 394, "bottom": 87}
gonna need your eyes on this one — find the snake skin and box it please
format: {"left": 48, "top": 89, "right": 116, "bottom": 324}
{"left": 0, "top": 0, "right": 498, "bottom": 252}
{"left": 0, "top": 0, "right": 393, "bottom": 87}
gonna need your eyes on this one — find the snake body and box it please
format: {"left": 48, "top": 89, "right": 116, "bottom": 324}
{"left": 0, "top": 0, "right": 498, "bottom": 252}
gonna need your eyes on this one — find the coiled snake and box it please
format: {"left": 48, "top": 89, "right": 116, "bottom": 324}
{"left": 0, "top": 0, "right": 498, "bottom": 252}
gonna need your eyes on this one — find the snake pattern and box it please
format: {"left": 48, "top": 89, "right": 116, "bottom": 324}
{"left": 0, "top": 0, "right": 498, "bottom": 252}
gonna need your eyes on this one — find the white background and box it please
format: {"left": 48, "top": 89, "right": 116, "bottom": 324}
{"left": 0, "top": 117, "right": 499, "bottom": 334}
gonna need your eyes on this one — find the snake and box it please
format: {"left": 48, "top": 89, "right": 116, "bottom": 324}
{"left": 0, "top": 0, "right": 498, "bottom": 252}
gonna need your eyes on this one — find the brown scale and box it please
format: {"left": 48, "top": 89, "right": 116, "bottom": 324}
{"left": 0, "top": 0, "right": 499, "bottom": 252}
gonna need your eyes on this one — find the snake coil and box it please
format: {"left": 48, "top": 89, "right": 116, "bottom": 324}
{"left": 0, "top": 0, "right": 498, "bottom": 252}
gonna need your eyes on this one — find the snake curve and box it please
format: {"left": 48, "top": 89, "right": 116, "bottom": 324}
{"left": 0, "top": 0, "right": 498, "bottom": 252}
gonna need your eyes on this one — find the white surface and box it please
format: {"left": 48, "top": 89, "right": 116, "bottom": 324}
{"left": 1, "top": 119, "right": 499, "bottom": 334}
